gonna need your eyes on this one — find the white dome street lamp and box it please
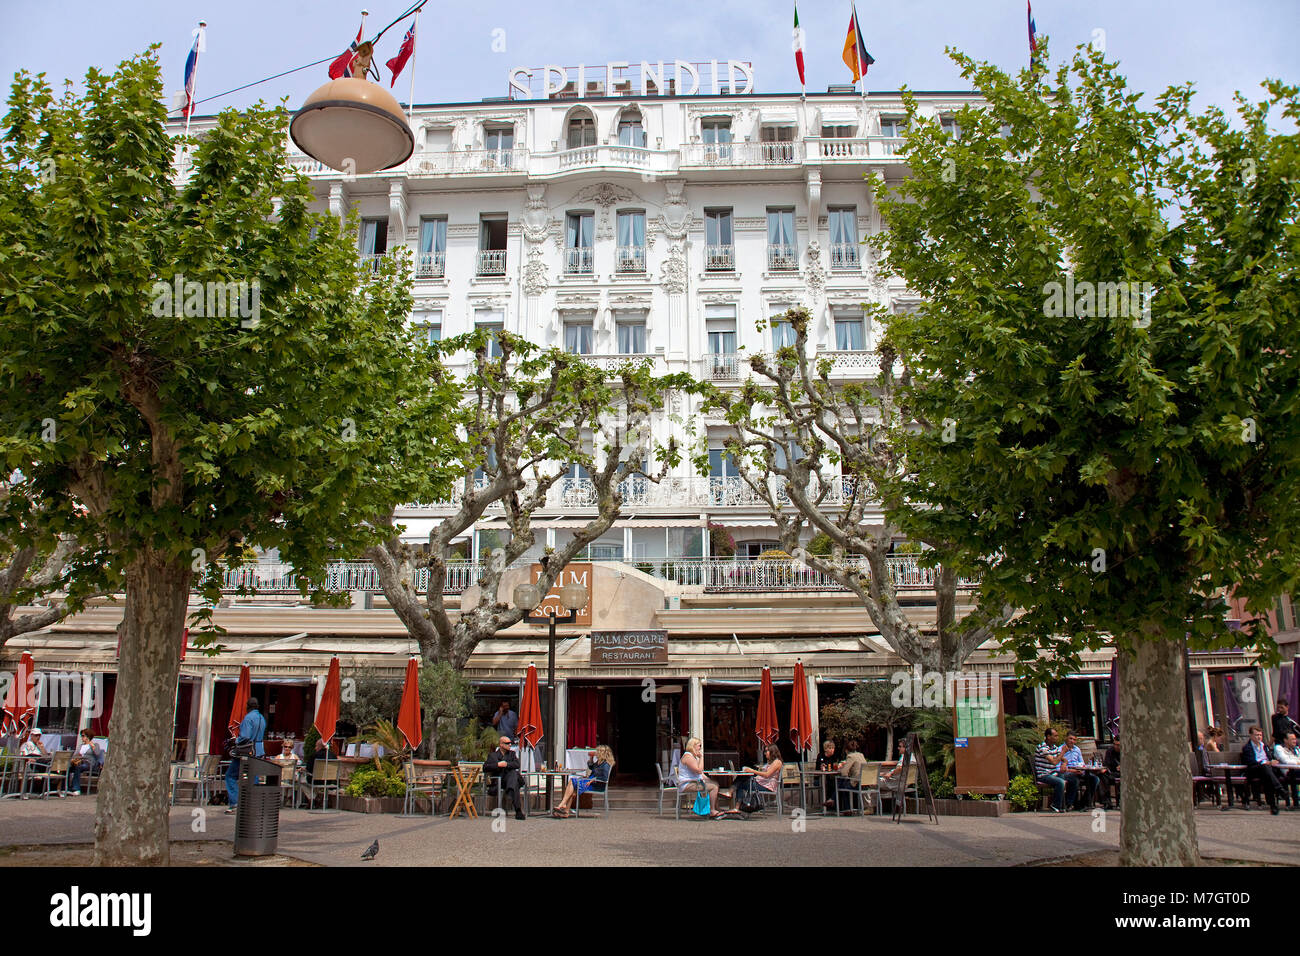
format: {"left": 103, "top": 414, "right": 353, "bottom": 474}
{"left": 290, "top": 41, "right": 415, "bottom": 174}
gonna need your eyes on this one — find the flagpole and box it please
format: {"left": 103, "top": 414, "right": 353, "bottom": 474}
{"left": 183, "top": 20, "right": 206, "bottom": 141}
{"left": 406, "top": 11, "right": 418, "bottom": 127}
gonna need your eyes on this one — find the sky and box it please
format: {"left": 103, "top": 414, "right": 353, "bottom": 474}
{"left": 0, "top": 0, "right": 1295, "bottom": 120}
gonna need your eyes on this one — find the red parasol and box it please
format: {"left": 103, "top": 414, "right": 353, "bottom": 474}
{"left": 756, "top": 666, "right": 780, "bottom": 749}
{"left": 227, "top": 664, "right": 251, "bottom": 738}
{"left": 1, "top": 651, "right": 37, "bottom": 738}
{"left": 312, "top": 656, "right": 341, "bottom": 746}
{"left": 396, "top": 657, "right": 423, "bottom": 751}
{"left": 518, "top": 663, "right": 543, "bottom": 751}
{"left": 789, "top": 660, "right": 812, "bottom": 754}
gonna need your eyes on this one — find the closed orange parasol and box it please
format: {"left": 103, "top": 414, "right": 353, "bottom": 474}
{"left": 227, "top": 664, "right": 251, "bottom": 738}
{"left": 756, "top": 666, "right": 780, "bottom": 749}
{"left": 1, "top": 651, "right": 36, "bottom": 738}
{"left": 313, "top": 656, "right": 342, "bottom": 745}
{"left": 789, "top": 660, "right": 812, "bottom": 756}
{"left": 397, "top": 657, "right": 423, "bottom": 752}
{"left": 518, "top": 663, "right": 543, "bottom": 751}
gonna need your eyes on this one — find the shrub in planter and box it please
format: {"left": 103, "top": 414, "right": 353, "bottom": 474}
{"left": 1008, "top": 774, "right": 1039, "bottom": 812}
{"left": 345, "top": 765, "right": 407, "bottom": 799}
{"left": 807, "top": 532, "right": 834, "bottom": 557}
{"left": 758, "top": 548, "right": 792, "bottom": 560}
{"left": 931, "top": 776, "right": 955, "bottom": 799}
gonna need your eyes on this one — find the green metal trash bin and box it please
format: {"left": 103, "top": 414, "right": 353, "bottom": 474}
{"left": 233, "top": 756, "right": 281, "bottom": 857}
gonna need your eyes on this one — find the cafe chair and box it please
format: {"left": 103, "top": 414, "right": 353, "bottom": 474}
{"left": 307, "top": 760, "right": 341, "bottom": 810}
{"left": 676, "top": 779, "right": 706, "bottom": 820}
{"left": 403, "top": 761, "right": 439, "bottom": 816}
{"left": 27, "top": 751, "right": 73, "bottom": 798}
{"left": 656, "top": 763, "right": 680, "bottom": 817}
{"left": 170, "top": 759, "right": 204, "bottom": 805}
{"left": 573, "top": 763, "right": 613, "bottom": 818}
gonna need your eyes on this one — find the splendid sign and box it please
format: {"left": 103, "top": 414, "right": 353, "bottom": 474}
{"left": 509, "top": 60, "right": 755, "bottom": 99}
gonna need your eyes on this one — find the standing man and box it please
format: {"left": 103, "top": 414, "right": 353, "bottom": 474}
{"left": 1242, "top": 725, "right": 1285, "bottom": 815}
{"left": 484, "top": 735, "right": 527, "bottom": 820}
{"left": 492, "top": 699, "right": 519, "bottom": 744}
{"left": 1272, "top": 698, "right": 1299, "bottom": 747}
{"left": 224, "top": 697, "right": 267, "bottom": 815}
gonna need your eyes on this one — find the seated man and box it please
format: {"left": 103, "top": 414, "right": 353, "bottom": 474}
{"left": 483, "top": 735, "right": 526, "bottom": 821}
{"left": 1273, "top": 731, "right": 1300, "bottom": 810}
{"left": 835, "top": 739, "right": 869, "bottom": 813}
{"left": 1059, "top": 732, "right": 1102, "bottom": 810}
{"left": 1101, "top": 737, "right": 1121, "bottom": 808}
{"left": 1242, "top": 725, "right": 1285, "bottom": 815}
{"left": 66, "top": 729, "right": 103, "bottom": 795}
{"left": 1034, "top": 728, "right": 1077, "bottom": 813}
{"left": 19, "top": 728, "right": 50, "bottom": 768}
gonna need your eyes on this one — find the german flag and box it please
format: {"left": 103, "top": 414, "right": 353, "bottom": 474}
{"left": 842, "top": 4, "right": 875, "bottom": 83}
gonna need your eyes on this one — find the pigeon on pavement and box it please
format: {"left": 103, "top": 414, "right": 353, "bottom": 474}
{"left": 361, "top": 839, "right": 379, "bottom": 861}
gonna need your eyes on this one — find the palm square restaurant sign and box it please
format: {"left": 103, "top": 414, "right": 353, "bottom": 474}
{"left": 590, "top": 630, "right": 669, "bottom": 665}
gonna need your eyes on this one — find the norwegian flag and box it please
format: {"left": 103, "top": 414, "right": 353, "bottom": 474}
{"left": 386, "top": 23, "right": 416, "bottom": 88}
{"left": 181, "top": 23, "right": 206, "bottom": 119}
{"left": 328, "top": 17, "right": 367, "bottom": 79}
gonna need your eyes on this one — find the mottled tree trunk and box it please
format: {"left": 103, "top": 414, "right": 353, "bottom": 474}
{"left": 93, "top": 551, "right": 191, "bottom": 866}
{"left": 1118, "top": 637, "right": 1200, "bottom": 866}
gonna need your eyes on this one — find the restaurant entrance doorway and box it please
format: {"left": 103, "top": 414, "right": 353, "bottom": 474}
{"left": 567, "top": 679, "right": 685, "bottom": 783}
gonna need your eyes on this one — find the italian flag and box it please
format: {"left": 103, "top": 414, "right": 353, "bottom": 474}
{"left": 793, "top": 4, "right": 806, "bottom": 90}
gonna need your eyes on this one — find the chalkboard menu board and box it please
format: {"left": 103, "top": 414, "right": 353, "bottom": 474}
{"left": 590, "top": 630, "right": 669, "bottom": 665}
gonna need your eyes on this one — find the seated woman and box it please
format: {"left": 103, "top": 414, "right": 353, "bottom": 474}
{"left": 729, "top": 744, "right": 783, "bottom": 811}
{"left": 552, "top": 745, "right": 615, "bottom": 818}
{"left": 676, "top": 736, "right": 724, "bottom": 818}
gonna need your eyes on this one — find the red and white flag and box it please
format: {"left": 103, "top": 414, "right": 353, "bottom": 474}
{"left": 386, "top": 23, "right": 416, "bottom": 88}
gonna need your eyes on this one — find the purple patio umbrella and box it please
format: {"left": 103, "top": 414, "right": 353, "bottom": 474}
{"left": 1224, "top": 674, "right": 1242, "bottom": 737}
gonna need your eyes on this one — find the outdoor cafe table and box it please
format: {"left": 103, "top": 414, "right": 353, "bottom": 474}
{"left": 449, "top": 764, "right": 481, "bottom": 819}
{"left": 1214, "top": 764, "right": 1249, "bottom": 810}
{"left": 528, "top": 769, "right": 575, "bottom": 812}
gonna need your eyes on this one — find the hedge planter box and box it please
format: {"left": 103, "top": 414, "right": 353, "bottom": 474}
{"left": 932, "top": 798, "right": 1010, "bottom": 817}
{"left": 338, "top": 795, "right": 407, "bottom": 814}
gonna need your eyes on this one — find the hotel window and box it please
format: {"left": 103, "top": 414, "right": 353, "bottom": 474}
{"left": 483, "top": 125, "right": 514, "bottom": 165}
{"left": 766, "top": 208, "right": 797, "bottom": 271}
{"left": 477, "top": 215, "right": 507, "bottom": 276}
{"left": 473, "top": 445, "right": 498, "bottom": 485}
{"left": 566, "top": 110, "right": 596, "bottom": 149}
{"left": 705, "top": 208, "right": 734, "bottom": 271}
{"left": 759, "top": 124, "right": 796, "bottom": 163}
{"left": 413, "top": 309, "right": 442, "bottom": 346}
{"left": 821, "top": 124, "right": 856, "bottom": 139}
{"left": 615, "top": 210, "right": 646, "bottom": 273}
{"left": 564, "top": 317, "right": 594, "bottom": 355}
{"left": 834, "top": 311, "right": 867, "bottom": 351}
{"left": 829, "top": 207, "right": 859, "bottom": 270}
{"left": 615, "top": 313, "right": 647, "bottom": 354}
{"left": 617, "top": 109, "right": 647, "bottom": 147}
{"left": 474, "top": 308, "right": 504, "bottom": 357}
{"left": 770, "top": 311, "right": 797, "bottom": 350}
{"left": 773, "top": 438, "right": 805, "bottom": 470}
{"left": 360, "top": 217, "right": 387, "bottom": 272}
{"left": 708, "top": 446, "right": 740, "bottom": 478}
{"left": 706, "top": 304, "right": 738, "bottom": 379}
{"left": 879, "top": 117, "right": 907, "bottom": 155}
{"left": 701, "top": 118, "right": 732, "bottom": 160}
{"left": 940, "top": 116, "right": 962, "bottom": 139}
{"left": 417, "top": 217, "right": 446, "bottom": 278}
{"left": 565, "top": 212, "right": 594, "bottom": 274}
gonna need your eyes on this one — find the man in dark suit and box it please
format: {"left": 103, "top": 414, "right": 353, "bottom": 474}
{"left": 484, "top": 735, "right": 527, "bottom": 820}
{"left": 1243, "top": 726, "right": 1285, "bottom": 815}
{"left": 1272, "top": 699, "right": 1299, "bottom": 747}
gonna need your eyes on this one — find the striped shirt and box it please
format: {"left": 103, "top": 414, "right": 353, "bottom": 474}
{"left": 1034, "top": 743, "right": 1062, "bottom": 779}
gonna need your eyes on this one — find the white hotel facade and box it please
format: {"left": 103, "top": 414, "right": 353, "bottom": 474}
{"left": 2, "top": 67, "right": 1276, "bottom": 780}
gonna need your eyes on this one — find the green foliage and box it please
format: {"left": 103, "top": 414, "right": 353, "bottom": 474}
{"left": 932, "top": 777, "right": 956, "bottom": 799}
{"left": 911, "top": 708, "right": 956, "bottom": 781}
{"left": 443, "top": 720, "right": 499, "bottom": 762}
{"left": 1008, "top": 775, "right": 1040, "bottom": 812}
{"left": 806, "top": 533, "right": 834, "bottom": 557}
{"left": 303, "top": 726, "right": 320, "bottom": 761}
{"left": 819, "top": 681, "right": 914, "bottom": 755}
{"left": 344, "top": 764, "right": 407, "bottom": 799}
{"left": 342, "top": 662, "right": 471, "bottom": 757}
{"left": 876, "top": 43, "right": 1300, "bottom": 675}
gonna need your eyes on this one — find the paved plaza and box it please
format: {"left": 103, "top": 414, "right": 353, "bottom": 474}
{"left": 1, "top": 798, "right": 1296, "bottom": 867}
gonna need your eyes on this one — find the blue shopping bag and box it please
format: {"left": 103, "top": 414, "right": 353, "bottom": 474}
{"left": 692, "top": 789, "right": 711, "bottom": 816}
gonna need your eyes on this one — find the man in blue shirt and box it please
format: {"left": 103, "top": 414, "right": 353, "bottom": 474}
{"left": 1059, "top": 732, "right": 1102, "bottom": 809}
{"left": 492, "top": 700, "right": 519, "bottom": 743}
{"left": 224, "top": 697, "right": 267, "bottom": 814}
